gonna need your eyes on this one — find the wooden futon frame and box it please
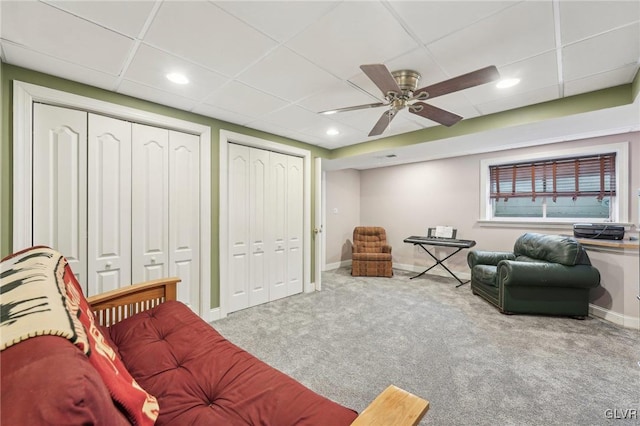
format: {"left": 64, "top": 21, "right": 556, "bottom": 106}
{"left": 87, "top": 278, "right": 429, "bottom": 426}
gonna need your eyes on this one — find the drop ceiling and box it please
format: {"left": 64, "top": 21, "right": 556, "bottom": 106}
{"left": 1, "top": 0, "right": 639, "bottom": 151}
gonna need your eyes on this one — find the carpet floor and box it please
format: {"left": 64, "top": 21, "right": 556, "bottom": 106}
{"left": 212, "top": 268, "right": 640, "bottom": 425}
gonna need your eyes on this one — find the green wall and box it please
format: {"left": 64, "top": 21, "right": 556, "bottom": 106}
{"left": 0, "top": 63, "right": 329, "bottom": 308}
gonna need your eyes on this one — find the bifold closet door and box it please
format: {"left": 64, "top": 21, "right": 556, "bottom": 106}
{"left": 228, "top": 144, "right": 270, "bottom": 312}
{"left": 227, "top": 145, "right": 303, "bottom": 313}
{"left": 269, "top": 152, "right": 303, "bottom": 301}
{"left": 87, "top": 114, "right": 131, "bottom": 296}
{"left": 131, "top": 123, "right": 169, "bottom": 283}
{"left": 169, "top": 130, "right": 201, "bottom": 313}
{"left": 33, "top": 103, "right": 88, "bottom": 288}
{"left": 286, "top": 155, "right": 304, "bottom": 296}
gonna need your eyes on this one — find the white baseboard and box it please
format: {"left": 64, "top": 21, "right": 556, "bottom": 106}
{"left": 589, "top": 304, "right": 640, "bottom": 330}
{"left": 325, "top": 260, "right": 352, "bottom": 271}
{"left": 209, "top": 307, "right": 223, "bottom": 321}
{"left": 323, "top": 261, "right": 471, "bottom": 281}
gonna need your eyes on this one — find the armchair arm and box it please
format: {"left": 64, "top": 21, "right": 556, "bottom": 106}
{"left": 467, "top": 250, "right": 515, "bottom": 268}
{"left": 497, "top": 261, "right": 600, "bottom": 289}
{"left": 381, "top": 245, "right": 392, "bottom": 254}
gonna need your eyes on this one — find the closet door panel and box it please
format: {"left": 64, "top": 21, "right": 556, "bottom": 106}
{"left": 269, "top": 152, "right": 288, "bottom": 302}
{"left": 249, "top": 148, "right": 269, "bottom": 307}
{"left": 228, "top": 144, "right": 250, "bottom": 312}
{"left": 33, "top": 104, "right": 87, "bottom": 288}
{"left": 87, "top": 114, "right": 132, "bottom": 296}
{"left": 169, "top": 130, "right": 200, "bottom": 313}
{"left": 287, "top": 156, "right": 304, "bottom": 296}
{"left": 132, "top": 124, "right": 169, "bottom": 283}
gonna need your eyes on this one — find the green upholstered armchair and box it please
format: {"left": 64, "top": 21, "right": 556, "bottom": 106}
{"left": 467, "top": 233, "right": 600, "bottom": 318}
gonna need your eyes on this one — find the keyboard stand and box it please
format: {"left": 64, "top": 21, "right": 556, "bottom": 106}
{"left": 403, "top": 236, "right": 476, "bottom": 287}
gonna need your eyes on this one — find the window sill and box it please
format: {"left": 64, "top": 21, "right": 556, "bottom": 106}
{"left": 477, "top": 220, "right": 635, "bottom": 231}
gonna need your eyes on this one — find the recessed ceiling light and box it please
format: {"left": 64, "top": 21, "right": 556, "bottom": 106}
{"left": 166, "top": 72, "right": 189, "bottom": 85}
{"left": 326, "top": 128, "right": 340, "bottom": 136}
{"left": 496, "top": 78, "right": 520, "bottom": 89}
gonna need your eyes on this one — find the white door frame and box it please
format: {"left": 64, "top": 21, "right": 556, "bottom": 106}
{"left": 12, "top": 81, "right": 212, "bottom": 321}
{"left": 219, "top": 130, "right": 312, "bottom": 319}
{"left": 314, "top": 157, "right": 324, "bottom": 290}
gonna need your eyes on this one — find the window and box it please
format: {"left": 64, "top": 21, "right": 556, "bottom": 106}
{"left": 480, "top": 142, "right": 629, "bottom": 223}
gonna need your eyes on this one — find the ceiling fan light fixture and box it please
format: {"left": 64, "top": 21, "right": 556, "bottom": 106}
{"left": 166, "top": 72, "right": 189, "bottom": 85}
{"left": 496, "top": 78, "right": 520, "bottom": 89}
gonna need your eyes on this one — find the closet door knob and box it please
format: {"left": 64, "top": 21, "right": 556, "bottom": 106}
{"left": 105, "top": 262, "right": 112, "bottom": 269}
{"left": 151, "top": 257, "right": 156, "bottom": 263}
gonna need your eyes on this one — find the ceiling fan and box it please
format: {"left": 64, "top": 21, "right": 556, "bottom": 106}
{"left": 320, "top": 64, "right": 500, "bottom": 136}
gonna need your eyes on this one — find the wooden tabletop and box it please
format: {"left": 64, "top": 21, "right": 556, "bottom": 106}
{"left": 576, "top": 238, "right": 639, "bottom": 250}
{"left": 351, "top": 385, "right": 429, "bottom": 426}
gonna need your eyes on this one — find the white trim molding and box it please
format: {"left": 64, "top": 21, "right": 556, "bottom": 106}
{"left": 12, "top": 80, "right": 212, "bottom": 322}
{"left": 219, "top": 129, "right": 312, "bottom": 319}
{"left": 589, "top": 304, "right": 640, "bottom": 330}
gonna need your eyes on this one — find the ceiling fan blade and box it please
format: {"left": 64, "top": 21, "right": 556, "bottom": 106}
{"left": 368, "top": 109, "right": 397, "bottom": 136}
{"left": 414, "top": 65, "right": 500, "bottom": 100}
{"left": 410, "top": 102, "right": 462, "bottom": 127}
{"left": 319, "top": 102, "right": 387, "bottom": 115}
{"left": 360, "top": 64, "right": 402, "bottom": 98}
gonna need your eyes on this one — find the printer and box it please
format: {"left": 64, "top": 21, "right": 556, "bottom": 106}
{"left": 573, "top": 223, "right": 625, "bottom": 240}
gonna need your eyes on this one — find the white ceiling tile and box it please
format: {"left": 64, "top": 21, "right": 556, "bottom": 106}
{"left": 427, "top": 1, "right": 556, "bottom": 76}
{"left": 214, "top": 1, "right": 339, "bottom": 43}
{"left": 464, "top": 51, "right": 559, "bottom": 103}
{"left": 300, "top": 119, "right": 362, "bottom": 141}
{"left": 476, "top": 85, "right": 560, "bottom": 115}
{"left": 1, "top": 0, "right": 637, "bottom": 152}
{"left": 286, "top": 1, "right": 419, "bottom": 79}
{"left": 564, "top": 64, "right": 639, "bottom": 97}
{"left": 144, "top": 1, "right": 278, "bottom": 77}
{"left": 117, "top": 80, "right": 198, "bottom": 112}
{"left": 123, "top": 44, "right": 228, "bottom": 101}
{"left": 191, "top": 103, "right": 255, "bottom": 126}
{"left": 559, "top": 0, "right": 640, "bottom": 44}
{"left": 261, "top": 105, "right": 327, "bottom": 132}
{"left": 43, "top": 0, "right": 155, "bottom": 38}
{"left": 298, "top": 80, "right": 380, "bottom": 114}
{"left": 563, "top": 23, "right": 640, "bottom": 81}
{"left": 204, "top": 80, "right": 289, "bottom": 118}
{"left": 1, "top": 1, "right": 133, "bottom": 75}
{"left": 389, "top": 1, "right": 519, "bottom": 44}
{"left": 238, "top": 46, "right": 340, "bottom": 102}
{"left": 2, "top": 41, "right": 118, "bottom": 90}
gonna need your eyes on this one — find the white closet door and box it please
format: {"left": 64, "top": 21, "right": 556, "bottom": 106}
{"left": 33, "top": 104, "right": 88, "bottom": 289}
{"left": 87, "top": 114, "right": 132, "bottom": 296}
{"left": 169, "top": 130, "right": 200, "bottom": 313}
{"left": 249, "top": 147, "right": 269, "bottom": 307}
{"left": 269, "top": 151, "right": 288, "bottom": 302}
{"left": 228, "top": 143, "right": 250, "bottom": 312}
{"left": 132, "top": 124, "right": 169, "bottom": 282}
{"left": 287, "top": 155, "right": 304, "bottom": 296}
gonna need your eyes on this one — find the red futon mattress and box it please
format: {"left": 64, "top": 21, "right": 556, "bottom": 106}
{"left": 108, "top": 301, "right": 358, "bottom": 425}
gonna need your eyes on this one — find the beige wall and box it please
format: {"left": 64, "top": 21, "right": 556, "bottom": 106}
{"left": 325, "top": 169, "right": 360, "bottom": 268}
{"left": 327, "top": 132, "right": 640, "bottom": 328}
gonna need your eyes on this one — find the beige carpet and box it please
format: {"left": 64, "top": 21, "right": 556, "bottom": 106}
{"left": 213, "top": 268, "right": 640, "bottom": 425}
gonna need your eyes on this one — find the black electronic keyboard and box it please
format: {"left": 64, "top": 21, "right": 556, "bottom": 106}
{"left": 403, "top": 236, "right": 476, "bottom": 249}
